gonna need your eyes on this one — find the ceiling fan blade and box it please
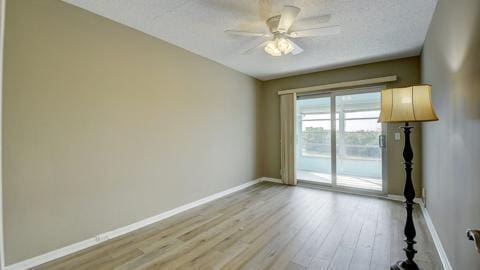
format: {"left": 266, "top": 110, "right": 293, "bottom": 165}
{"left": 258, "top": 0, "right": 272, "bottom": 20}
{"left": 225, "top": 30, "right": 270, "bottom": 37}
{"left": 294, "top": 14, "right": 331, "bottom": 27}
{"left": 278, "top": 5, "right": 300, "bottom": 33}
{"left": 288, "top": 25, "right": 341, "bottom": 38}
{"left": 289, "top": 40, "right": 304, "bottom": 55}
{"left": 317, "top": 14, "right": 332, "bottom": 24}
{"left": 242, "top": 40, "right": 270, "bottom": 54}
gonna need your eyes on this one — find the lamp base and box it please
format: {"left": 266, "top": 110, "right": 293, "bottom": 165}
{"left": 390, "top": 260, "right": 420, "bottom": 270}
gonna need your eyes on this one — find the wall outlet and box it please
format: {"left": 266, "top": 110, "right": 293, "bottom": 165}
{"left": 95, "top": 234, "right": 109, "bottom": 242}
{"left": 394, "top": 132, "right": 401, "bottom": 141}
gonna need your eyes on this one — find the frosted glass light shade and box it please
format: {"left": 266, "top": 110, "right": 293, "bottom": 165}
{"left": 264, "top": 38, "right": 294, "bottom": 56}
{"left": 277, "top": 38, "right": 293, "bottom": 54}
{"left": 378, "top": 85, "right": 439, "bottom": 123}
{"left": 264, "top": 40, "right": 282, "bottom": 56}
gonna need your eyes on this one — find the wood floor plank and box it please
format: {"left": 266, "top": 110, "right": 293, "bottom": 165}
{"left": 219, "top": 190, "right": 320, "bottom": 270}
{"left": 346, "top": 196, "right": 380, "bottom": 270}
{"left": 238, "top": 197, "right": 324, "bottom": 270}
{"left": 327, "top": 196, "right": 374, "bottom": 270}
{"left": 264, "top": 192, "right": 339, "bottom": 270}
{"left": 306, "top": 195, "right": 365, "bottom": 269}
{"left": 284, "top": 262, "right": 307, "bottom": 270}
{"left": 32, "top": 183, "right": 443, "bottom": 270}
{"left": 369, "top": 200, "right": 392, "bottom": 270}
{"left": 292, "top": 193, "right": 357, "bottom": 268}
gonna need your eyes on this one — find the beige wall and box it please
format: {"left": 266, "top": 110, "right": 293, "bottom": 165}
{"left": 3, "top": 0, "right": 261, "bottom": 264}
{"left": 421, "top": 0, "right": 480, "bottom": 269}
{"left": 261, "top": 57, "right": 422, "bottom": 195}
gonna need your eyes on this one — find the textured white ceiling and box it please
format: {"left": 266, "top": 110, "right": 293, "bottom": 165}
{"left": 63, "top": 0, "right": 437, "bottom": 81}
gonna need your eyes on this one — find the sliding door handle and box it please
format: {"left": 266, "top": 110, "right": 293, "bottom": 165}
{"left": 378, "top": 134, "right": 386, "bottom": 148}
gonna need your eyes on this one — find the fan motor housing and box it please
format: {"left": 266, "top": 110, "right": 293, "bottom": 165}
{"left": 266, "top": 15, "right": 282, "bottom": 33}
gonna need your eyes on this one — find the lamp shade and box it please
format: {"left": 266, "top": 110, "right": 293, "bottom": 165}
{"left": 378, "top": 85, "right": 439, "bottom": 123}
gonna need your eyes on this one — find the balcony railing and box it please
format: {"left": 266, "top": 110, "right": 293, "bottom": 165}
{"left": 301, "top": 143, "right": 381, "bottom": 161}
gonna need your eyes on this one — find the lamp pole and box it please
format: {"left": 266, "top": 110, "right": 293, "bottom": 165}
{"left": 391, "top": 122, "right": 419, "bottom": 270}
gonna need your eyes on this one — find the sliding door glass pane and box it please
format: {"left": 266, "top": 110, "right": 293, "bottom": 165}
{"left": 296, "top": 96, "right": 332, "bottom": 184}
{"left": 335, "top": 92, "right": 383, "bottom": 191}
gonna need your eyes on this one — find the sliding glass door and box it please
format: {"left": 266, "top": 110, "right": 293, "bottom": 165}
{"left": 296, "top": 88, "right": 386, "bottom": 193}
{"left": 296, "top": 95, "right": 333, "bottom": 185}
{"left": 335, "top": 91, "right": 384, "bottom": 191}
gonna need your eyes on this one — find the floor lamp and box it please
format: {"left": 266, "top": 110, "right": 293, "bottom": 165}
{"left": 378, "top": 85, "right": 438, "bottom": 270}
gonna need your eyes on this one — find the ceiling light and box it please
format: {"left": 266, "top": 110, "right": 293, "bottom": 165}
{"left": 264, "top": 38, "right": 294, "bottom": 57}
{"left": 277, "top": 38, "right": 294, "bottom": 54}
{"left": 264, "top": 40, "right": 282, "bottom": 56}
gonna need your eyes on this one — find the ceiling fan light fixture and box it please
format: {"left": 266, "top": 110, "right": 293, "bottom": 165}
{"left": 277, "top": 38, "right": 294, "bottom": 54}
{"left": 264, "top": 40, "right": 282, "bottom": 56}
{"left": 226, "top": 5, "right": 341, "bottom": 56}
{"left": 264, "top": 38, "right": 294, "bottom": 56}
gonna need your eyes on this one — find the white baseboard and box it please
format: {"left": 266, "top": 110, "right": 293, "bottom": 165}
{"left": 5, "top": 178, "right": 262, "bottom": 270}
{"left": 7, "top": 178, "right": 449, "bottom": 270}
{"left": 420, "top": 206, "right": 453, "bottom": 270}
{"left": 259, "top": 177, "right": 283, "bottom": 184}
{"left": 387, "top": 194, "right": 423, "bottom": 205}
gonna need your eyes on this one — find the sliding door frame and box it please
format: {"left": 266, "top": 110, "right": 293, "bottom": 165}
{"left": 330, "top": 94, "right": 337, "bottom": 188}
{"left": 0, "top": 0, "right": 5, "bottom": 267}
{"left": 297, "top": 85, "right": 388, "bottom": 195}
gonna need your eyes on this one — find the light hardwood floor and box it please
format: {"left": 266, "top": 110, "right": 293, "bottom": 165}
{"left": 34, "top": 182, "right": 443, "bottom": 270}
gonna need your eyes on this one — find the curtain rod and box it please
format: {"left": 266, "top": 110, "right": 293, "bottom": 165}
{"left": 277, "top": 75, "right": 397, "bottom": 95}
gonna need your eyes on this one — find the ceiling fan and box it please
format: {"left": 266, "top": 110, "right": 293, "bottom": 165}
{"left": 225, "top": 5, "right": 341, "bottom": 57}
